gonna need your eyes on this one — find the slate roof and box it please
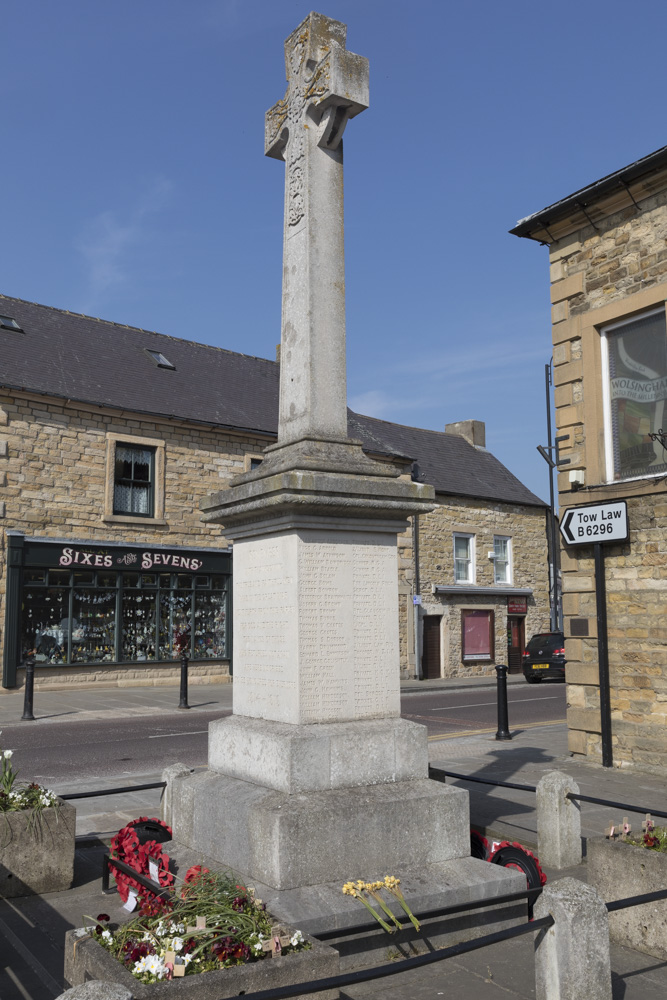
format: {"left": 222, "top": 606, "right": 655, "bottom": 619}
{"left": 0, "top": 293, "right": 546, "bottom": 508}
{"left": 348, "top": 412, "right": 545, "bottom": 507}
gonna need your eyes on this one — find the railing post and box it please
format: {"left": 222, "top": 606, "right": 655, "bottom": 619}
{"left": 178, "top": 653, "right": 190, "bottom": 710}
{"left": 537, "top": 771, "right": 582, "bottom": 869}
{"left": 161, "top": 762, "right": 192, "bottom": 830}
{"left": 495, "top": 663, "right": 511, "bottom": 740}
{"left": 534, "top": 877, "right": 612, "bottom": 999}
{"left": 21, "top": 652, "right": 36, "bottom": 721}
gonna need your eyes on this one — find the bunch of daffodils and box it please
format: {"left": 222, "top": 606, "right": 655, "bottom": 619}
{"left": 342, "top": 876, "right": 420, "bottom": 934}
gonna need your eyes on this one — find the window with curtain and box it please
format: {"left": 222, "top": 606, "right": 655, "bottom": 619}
{"left": 113, "top": 444, "right": 155, "bottom": 516}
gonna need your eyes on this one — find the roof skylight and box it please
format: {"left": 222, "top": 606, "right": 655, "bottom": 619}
{"left": 144, "top": 348, "right": 176, "bottom": 370}
{"left": 0, "top": 315, "right": 23, "bottom": 332}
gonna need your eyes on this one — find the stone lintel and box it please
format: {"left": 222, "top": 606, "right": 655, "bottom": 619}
{"left": 172, "top": 770, "right": 471, "bottom": 889}
{"left": 208, "top": 715, "right": 428, "bottom": 793}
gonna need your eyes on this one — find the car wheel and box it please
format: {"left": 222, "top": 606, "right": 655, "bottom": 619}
{"left": 525, "top": 674, "right": 542, "bottom": 683}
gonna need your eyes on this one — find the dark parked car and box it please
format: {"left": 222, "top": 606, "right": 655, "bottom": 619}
{"left": 522, "top": 631, "right": 566, "bottom": 683}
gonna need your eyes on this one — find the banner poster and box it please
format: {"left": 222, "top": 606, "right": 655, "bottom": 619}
{"left": 608, "top": 312, "right": 667, "bottom": 479}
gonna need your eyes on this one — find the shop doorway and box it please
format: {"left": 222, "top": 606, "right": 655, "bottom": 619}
{"left": 507, "top": 616, "right": 525, "bottom": 673}
{"left": 422, "top": 615, "right": 442, "bottom": 679}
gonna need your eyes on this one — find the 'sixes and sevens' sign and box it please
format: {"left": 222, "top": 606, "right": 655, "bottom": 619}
{"left": 560, "top": 500, "right": 629, "bottom": 546}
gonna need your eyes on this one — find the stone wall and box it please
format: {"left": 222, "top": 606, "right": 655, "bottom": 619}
{"left": 547, "top": 182, "right": 667, "bottom": 772}
{"left": 398, "top": 495, "right": 550, "bottom": 678}
{"left": 0, "top": 390, "right": 270, "bottom": 689}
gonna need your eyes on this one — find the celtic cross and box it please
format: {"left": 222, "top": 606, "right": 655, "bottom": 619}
{"left": 265, "top": 12, "right": 368, "bottom": 448}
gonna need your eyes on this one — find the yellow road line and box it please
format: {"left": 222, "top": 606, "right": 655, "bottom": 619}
{"left": 427, "top": 719, "right": 567, "bottom": 742}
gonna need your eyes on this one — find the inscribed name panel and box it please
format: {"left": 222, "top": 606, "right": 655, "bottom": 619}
{"left": 232, "top": 535, "right": 299, "bottom": 722}
{"left": 296, "top": 531, "right": 400, "bottom": 723}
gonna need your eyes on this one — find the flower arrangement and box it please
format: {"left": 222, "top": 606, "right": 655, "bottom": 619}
{"left": 608, "top": 813, "right": 667, "bottom": 853}
{"left": 0, "top": 731, "right": 58, "bottom": 815}
{"left": 89, "top": 867, "right": 308, "bottom": 983}
{"left": 342, "top": 876, "right": 420, "bottom": 933}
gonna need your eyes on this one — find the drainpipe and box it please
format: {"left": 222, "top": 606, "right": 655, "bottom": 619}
{"left": 413, "top": 514, "right": 422, "bottom": 680}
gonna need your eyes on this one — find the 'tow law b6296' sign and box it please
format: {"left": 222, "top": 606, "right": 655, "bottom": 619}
{"left": 559, "top": 500, "right": 629, "bottom": 546}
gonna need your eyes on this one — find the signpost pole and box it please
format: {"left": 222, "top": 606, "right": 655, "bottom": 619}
{"left": 594, "top": 542, "right": 613, "bottom": 768}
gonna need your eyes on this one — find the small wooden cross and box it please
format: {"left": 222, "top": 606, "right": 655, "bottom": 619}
{"left": 621, "top": 816, "right": 631, "bottom": 841}
{"left": 642, "top": 813, "right": 654, "bottom": 834}
{"left": 606, "top": 820, "right": 616, "bottom": 840}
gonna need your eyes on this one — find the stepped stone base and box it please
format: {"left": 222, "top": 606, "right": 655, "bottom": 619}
{"left": 165, "top": 841, "right": 526, "bottom": 972}
{"left": 171, "top": 768, "right": 470, "bottom": 890}
{"left": 208, "top": 715, "right": 428, "bottom": 793}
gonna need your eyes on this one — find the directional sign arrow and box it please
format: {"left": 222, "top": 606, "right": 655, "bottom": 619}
{"left": 561, "top": 509, "right": 575, "bottom": 544}
{"left": 559, "top": 500, "right": 629, "bottom": 546}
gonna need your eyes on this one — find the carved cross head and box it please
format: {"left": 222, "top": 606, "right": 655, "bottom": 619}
{"left": 265, "top": 12, "right": 369, "bottom": 161}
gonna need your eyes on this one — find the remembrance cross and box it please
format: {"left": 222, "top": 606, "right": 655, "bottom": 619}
{"left": 265, "top": 12, "right": 368, "bottom": 448}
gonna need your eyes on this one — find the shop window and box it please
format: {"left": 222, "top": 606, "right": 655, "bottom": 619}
{"left": 21, "top": 567, "right": 228, "bottom": 666}
{"left": 601, "top": 309, "right": 667, "bottom": 481}
{"left": 461, "top": 609, "right": 494, "bottom": 661}
{"left": 454, "top": 533, "right": 475, "bottom": 583}
{"left": 104, "top": 432, "right": 166, "bottom": 522}
{"left": 493, "top": 536, "right": 512, "bottom": 584}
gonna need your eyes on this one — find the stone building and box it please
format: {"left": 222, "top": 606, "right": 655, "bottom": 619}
{"left": 512, "top": 143, "right": 667, "bottom": 772}
{"left": 0, "top": 293, "right": 548, "bottom": 691}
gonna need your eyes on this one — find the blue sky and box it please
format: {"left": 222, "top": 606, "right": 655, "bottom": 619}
{"left": 4, "top": 1, "right": 667, "bottom": 500}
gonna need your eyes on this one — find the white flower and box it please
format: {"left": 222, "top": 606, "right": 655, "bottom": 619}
{"left": 101, "top": 930, "right": 113, "bottom": 943}
{"left": 183, "top": 954, "right": 193, "bottom": 966}
{"left": 171, "top": 937, "right": 184, "bottom": 952}
{"left": 4, "top": 750, "right": 13, "bottom": 759}
{"left": 290, "top": 930, "right": 304, "bottom": 947}
{"left": 134, "top": 954, "right": 167, "bottom": 980}
{"left": 155, "top": 921, "right": 166, "bottom": 936}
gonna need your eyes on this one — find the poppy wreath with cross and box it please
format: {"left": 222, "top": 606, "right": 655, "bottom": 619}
{"left": 110, "top": 817, "right": 173, "bottom": 903}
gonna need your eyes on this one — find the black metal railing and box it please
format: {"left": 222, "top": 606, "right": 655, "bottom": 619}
{"left": 317, "top": 885, "right": 542, "bottom": 941}
{"left": 60, "top": 781, "right": 166, "bottom": 801}
{"left": 429, "top": 765, "right": 667, "bottom": 820}
{"left": 215, "top": 916, "right": 555, "bottom": 1000}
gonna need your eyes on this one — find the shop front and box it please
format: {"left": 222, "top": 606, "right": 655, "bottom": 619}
{"left": 3, "top": 534, "right": 231, "bottom": 688}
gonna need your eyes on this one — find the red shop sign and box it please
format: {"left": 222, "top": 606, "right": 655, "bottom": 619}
{"left": 507, "top": 596, "right": 527, "bottom": 614}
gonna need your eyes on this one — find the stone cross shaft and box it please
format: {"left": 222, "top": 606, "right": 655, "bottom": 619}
{"left": 265, "top": 12, "right": 368, "bottom": 447}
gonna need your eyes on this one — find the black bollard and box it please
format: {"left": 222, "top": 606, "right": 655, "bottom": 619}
{"left": 495, "top": 663, "right": 512, "bottom": 741}
{"left": 178, "top": 652, "right": 190, "bottom": 710}
{"left": 21, "top": 653, "right": 36, "bottom": 721}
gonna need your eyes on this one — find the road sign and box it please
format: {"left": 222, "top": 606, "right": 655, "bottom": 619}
{"left": 559, "top": 500, "right": 629, "bottom": 546}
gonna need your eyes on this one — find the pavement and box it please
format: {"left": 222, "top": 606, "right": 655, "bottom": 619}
{"left": 1, "top": 675, "right": 666, "bottom": 999}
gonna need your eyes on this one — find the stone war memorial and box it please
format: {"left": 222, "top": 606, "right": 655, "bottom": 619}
{"left": 168, "top": 11, "right": 523, "bottom": 960}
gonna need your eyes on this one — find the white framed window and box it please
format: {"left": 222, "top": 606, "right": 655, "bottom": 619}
{"left": 493, "top": 536, "right": 512, "bottom": 584}
{"left": 454, "top": 533, "right": 475, "bottom": 583}
{"left": 601, "top": 308, "right": 667, "bottom": 482}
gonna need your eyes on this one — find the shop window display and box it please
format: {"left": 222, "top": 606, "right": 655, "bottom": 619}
{"left": 22, "top": 568, "right": 228, "bottom": 666}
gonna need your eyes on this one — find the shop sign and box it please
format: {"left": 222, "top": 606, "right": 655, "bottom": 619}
{"left": 22, "top": 540, "right": 230, "bottom": 574}
{"left": 507, "top": 596, "right": 527, "bottom": 614}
